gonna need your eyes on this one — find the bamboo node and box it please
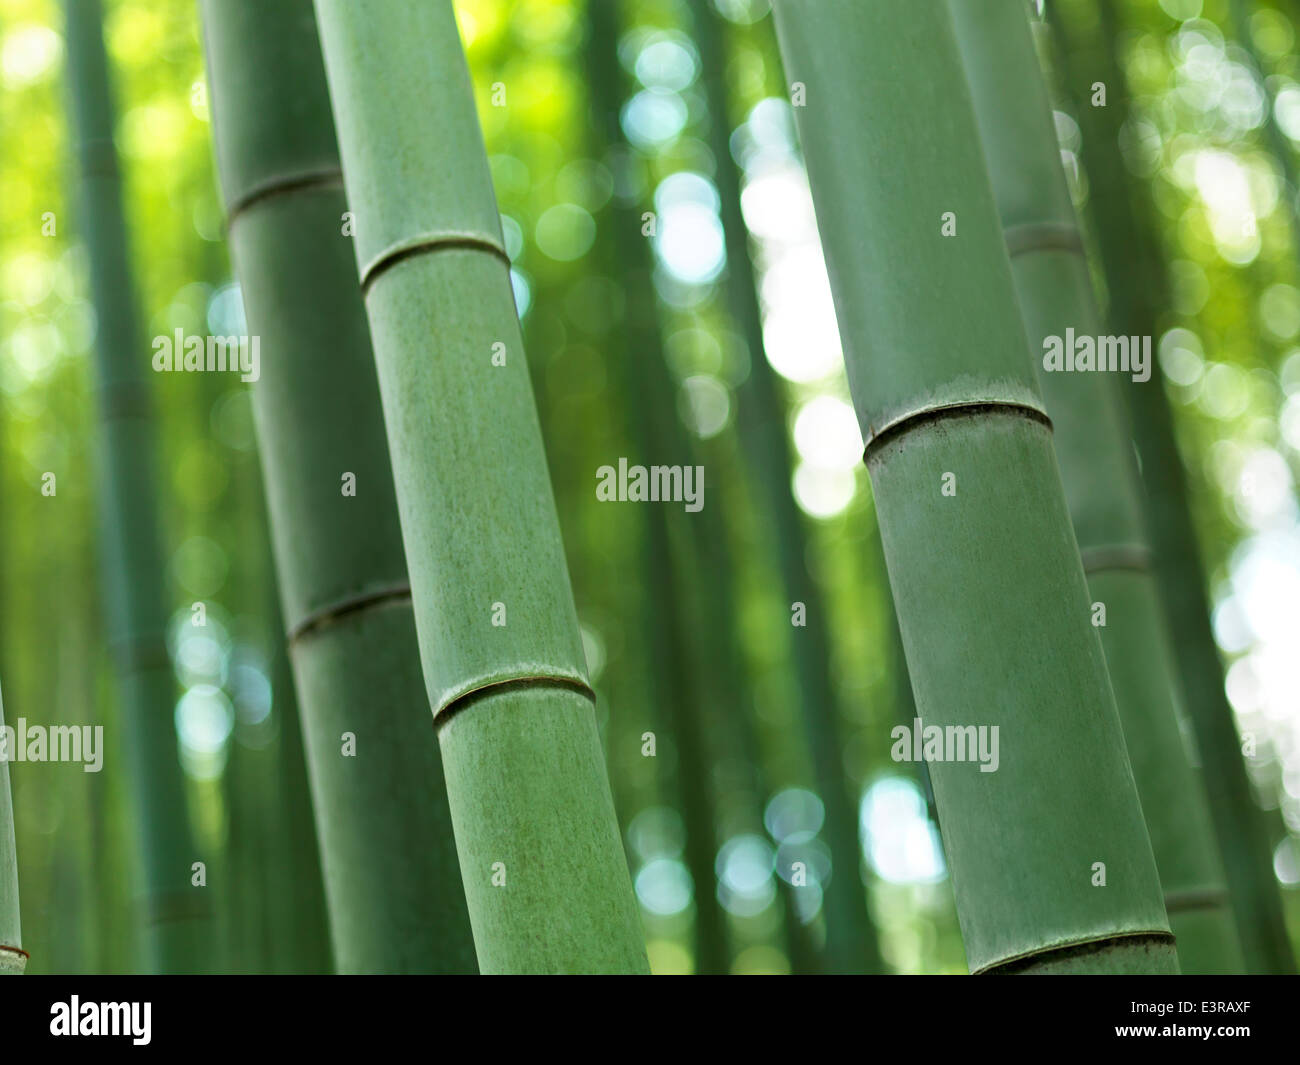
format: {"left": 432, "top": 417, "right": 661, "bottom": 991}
{"left": 435, "top": 674, "right": 597, "bottom": 726}
{"left": 1004, "top": 221, "right": 1085, "bottom": 259}
{"left": 286, "top": 582, "right": 413, "bottom": 644}
{"left": 862, "top": 400, "right": 1053, "bottom": 460}
{"left": 1080, "top": 543, "right": 1154, "bottom": 574}
{"left": 360, "top": 232, "right": 511, "bottom": 296}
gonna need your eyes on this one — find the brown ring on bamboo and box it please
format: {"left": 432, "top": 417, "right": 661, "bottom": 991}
{"left": 144, "top": 891, "right": 212, "bottom": 926}
{"left": 359, "top": 233, "right": 512, "bottom": 297}
{"left": 862, "top": 399, "right": 1054, "bottom": 461}
{"left": 434, "top": 675, "right": 597, "bottom": 728}
{"left": 977, "top": 929, "right": 1177, "bottom": 975}
{"left": 1080, "top": 543, "right": 1155, "bottom": 574}
{"left": 107, "top": 633, "right": 172, "bottom": 671}
{"left": 223, "top": 167, "right": 345, "bottom": 231}
{"left": 77, "top": 137, "right": 118, "bottom": 179}
{"left": 94, "top": 380, "right": 154, "bottom": 420}
{"left": 1163, "top": 887, "right": 1231, "bottom": 914}
{"left": 1004, "top": 221, "right": 1086, "bottom": 259}
{"left": 286, "top": 582, "right": 413, "bottom": 644}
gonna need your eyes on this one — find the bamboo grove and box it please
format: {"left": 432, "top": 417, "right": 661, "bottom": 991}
{"left": 0, "top": 0, "right": 1296, "bottom": 975}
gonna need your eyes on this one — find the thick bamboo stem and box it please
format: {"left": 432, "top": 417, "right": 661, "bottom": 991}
{"left": 199, "top": 0, "right": 477, "bottom": 973}
{"left": 313, "top": 0, "right": 647, "bottom": 973}
{"left": 771, "top": 0, "right": 1176, "bottom": 974}
{"left": 949, "top": 0, "right": 1243, "bottom": 973}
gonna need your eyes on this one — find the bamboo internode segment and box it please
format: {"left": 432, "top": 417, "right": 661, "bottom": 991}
{"left": 63, "top": 0, "right": 211, "bottom": 973}
{"left": 202, "top": 0, "right": 477, "bottom": 973}
{"left": 773, "top": 0, "right": 1177, "bottom": 974}
{"left": 313, "top": 0, "right": 647, "bottom": 972}
{"left": 950, "top": 0, "right": 1243, "bottom": 973}
{"left": 358, "top": 249, "right": 593, "bottom": 715}
{"left": 313, "top": 0, "right": 591, "bottom": 715}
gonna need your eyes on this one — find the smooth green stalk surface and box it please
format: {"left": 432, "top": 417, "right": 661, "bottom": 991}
{"left": 949, "top": 0, "right": 1242, "bottom": 973}
{"left": 1048, "top": 0, "right": 1296, "bottom": 974}
{"left": 772, "top": 0, "right": 1176, "bottom": 974}
{"left": 0, "top": 682, "right": 23, "bottom": 974}
{"left": 200, "top": 0, "right": 476, "bottom": 973}
{"left": 313, "top": 0, "right": 647, "bottom": 973}
{"left": 63, "top": 0, "right": 211, "bottom": 972}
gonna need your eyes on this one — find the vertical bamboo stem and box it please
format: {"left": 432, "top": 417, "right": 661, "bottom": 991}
{"left": 313, "top": 0, "right": 647, "bottom": 973}
{"left": 949, "top": 0, "right": 1243, "bottom": 973}
{"left": 771, "top": 0, "right": 1176, "bottom": 974}
{"left": 199, "top": 0, "right": 477, "bottom": 973}
{"left": 62, "top": 0, "right": 212, "bottom": 972}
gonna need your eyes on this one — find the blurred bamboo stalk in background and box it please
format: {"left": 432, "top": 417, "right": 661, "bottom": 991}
{"left": 200, "top": 0, "right": 477, "bottom": 974}
{"left": 62, "top": 0, "right": 212, "bottom": 973}
{"left": 688, "top": 0, "right": 886, "bottom": 974}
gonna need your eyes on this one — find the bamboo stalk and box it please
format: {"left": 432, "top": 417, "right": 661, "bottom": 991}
{"left": 581, "top": 0, "right": 737, "bottom": 974}
{"left": 948, "top": 0, "right": 1243, "bottom": 973}
{"left": 687, "top": 0, "right": 886, "bottom": 973}
{"left": 199, "top": 0, "right": 477, "bottom": 973}
{"left": 1047, "top": 0, "right": 1297, "bottom": 974}
{"left": 0, "top": 681, "right": 23, "bottom": 975}
{"left": 312, "top": 0, "right": 647, "bottom": 973}
{"left": 771, "top": 0, "right": 1176, "bottom": 974}
{"left": 62, "top": 0, "right": 212, "bottom": 972}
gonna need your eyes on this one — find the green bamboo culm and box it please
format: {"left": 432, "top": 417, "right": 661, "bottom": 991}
{"left": 948, "top": 0, "right": 1243, "bottom": 974}
{"left": 199, "top": 0, "right": 476, "bottom": 973}
{"left": 0, "top": 682, "right": 23, "bottom": 975}
{"left": 1047, "top": 0, "right": 1297, "bottom": 974}
{"left": 771, "top": 0, "right": 1177, "bottom": 974}
{"left": 62, "top": 0, "right": 212, "bottom": 972}
{"left": 687, "top": 0, "right": 885, "bottom": 974}
{"left": 312, "top": 0, "right": 648, "bottom": 973}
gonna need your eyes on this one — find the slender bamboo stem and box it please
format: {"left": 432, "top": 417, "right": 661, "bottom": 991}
{"left": 687, "top": 0, "right": 885, "bottom": 973}
{"left": 949, "top": 0, "right": 1243, "bottom": 973}
{"left": 0, "top": 681, "right": 23, "bottom": 974}
{"left": 199, "top": 0, "right": 477, "bottom": 973}
{"left": 1048, "top": 0, "right": 1298, "bottom": 974}
{"left": 582, "top": 0, "right": 735, "bottom": 975}
{"left": 312, "top": 0, "right": 647, "bottom": 973}
{"left": 771, "top": 0, "right": 1176, "bottom": 974}
{"left": 62, "top": 0, "right": 212, "bottom": 972}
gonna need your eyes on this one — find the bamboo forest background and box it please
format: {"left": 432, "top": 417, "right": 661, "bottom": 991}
{"left": 2, "top": 0, "right": 1299, "bottom": 974}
